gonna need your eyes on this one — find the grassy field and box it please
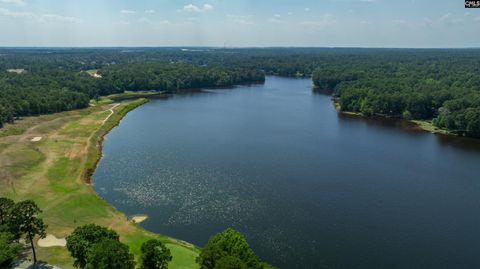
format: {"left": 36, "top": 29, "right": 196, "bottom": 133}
{"left": 411, "top": 120, "right": 454, "bottom": 136}
{"left": 0, "top": 99, "right": 200, "bottom": 268}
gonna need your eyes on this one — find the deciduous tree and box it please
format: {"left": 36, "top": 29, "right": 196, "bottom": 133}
{"left": 85, "top": 239, "right": 135, "bottom": 269}
{"left": 8, "top": 200, "right": 46, "bottom": 265}
{"left": 66, "top": 224, "right": 119, "bottom": 268}
{"left": 140, "top": 239, "right": 172, "bottom": 269}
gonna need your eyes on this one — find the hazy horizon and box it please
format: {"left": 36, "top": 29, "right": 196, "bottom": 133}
{"left": 1, "top": 46, "right": 480, "bottom": 49}
{"left": 0, "top": 0, "right": 479, "bottom": 48}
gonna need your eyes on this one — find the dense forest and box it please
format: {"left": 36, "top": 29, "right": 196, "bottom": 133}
{"left": 1, "top": 48, "right": 480, "bottom": 137}
{"left": 312, "top": 49, "right": 480, "bottom": 137}
{"left": 0, "top": 48, "right": 269, "bottom": 127}
{"left": 98, "top": 63, "right": 264, "bottom": 94}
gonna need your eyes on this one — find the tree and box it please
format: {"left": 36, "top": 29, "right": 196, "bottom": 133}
{"left": 140, "top": 239, "right": 172, "bottom": 269}
{"left": 197, "top": 228, "right": 272, "bottom": 269}
{"left": 8, "top": 200, "right": 46, "bottom": 265}
{"left": 0, "top": 198, "right": 14, "bottom": 225}
{"left": 402, "top": 110, "right": 412, "bottom": 120}
{"left": 84, "top": 239, "right": 135, "bottom": 269}
{"left": 66, "top": 224, "right": 119, "bottom": 268}
{"left": 0, "top": 231, "right": 21, "bottom": 269}
{"left": 213, "top": 256, "right": 247, "bottom": 269}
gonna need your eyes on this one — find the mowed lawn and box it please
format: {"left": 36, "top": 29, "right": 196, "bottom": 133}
{"left": 0, "top": 100, "right": 200, "bottom": 269}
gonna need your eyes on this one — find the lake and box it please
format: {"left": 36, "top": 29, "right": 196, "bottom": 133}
{"left": 93, "top": 76, "right": 480, "bottom": 269}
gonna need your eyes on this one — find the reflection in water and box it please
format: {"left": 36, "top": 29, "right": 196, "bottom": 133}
{"left": 94, "top": 77, "right": 480, "bottom": 269}
{"left": 435, "top": 135, "right": 480, "bottom": 152}
{"left": 337, "top": 112, "right": 480, "bottom": 153}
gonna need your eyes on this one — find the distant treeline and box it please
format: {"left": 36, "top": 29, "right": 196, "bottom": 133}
{"left": 98, "top": 63, "right": 264, "bottom": 94}
{"left": 312, "top": 50, "right": 480, "bottom": 137}
{"left": 0, "top": 71, "right": 92, "bottom": 126}
{"left": 0, "top": 50, "right": 267, "bottom": 127}
{"left": 2, "top": 48, "right": 480, "bottom": 137}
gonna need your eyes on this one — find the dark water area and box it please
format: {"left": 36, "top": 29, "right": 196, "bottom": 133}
{"left": 94, "top": 76, "right": 480, "bottom": 269}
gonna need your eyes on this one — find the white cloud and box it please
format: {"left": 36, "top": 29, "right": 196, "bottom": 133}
{"left": 299, "top": 14, "right": 336, "bottom": 28}
{"left": 392, "top": 19, "right": 406, "bottom": 25}
{"left": 41, "top": 14, "right": 82, "bottom": 23}
{"left": 182, "top": 4, "right": 213, "bottom": 13}
{"left": 0, "top": 7, "right": 33, "bottom": 18}
{"left": 439, "top": 13, "right": 464, "bottom": 25}
{"left": 0, "top": 0, "right": 26, "bottom": 6}
{"left": 330, "top": 0, "right": 376, "bottom": 2}
{"left": 145, "top": 10, "right": 155, "bottom": 14}
{"left": 227, "top": 14, "right": 254, "bottom": 25}
{"left": 421, "top": 13, "right": 467, "bottom": 28}
{"left": 115, "top": 21, "right": 131, "bottom": 25}
{"left": 120, "top": 10, "right": 136, "bottom": 14}
{"left": 157, "top": 20, "right": 171, "bottom": 25}
{"left": 304, "top": 8, "right": 310, "bottom": 12}
{"left": 0, "top": 7, "right": 81, "bottom": 23}
{"left": 268, "top": 17, "right": 284, "bottom": 24}
{"left": 203, "top": 4, "right": 213, "bottom": 11}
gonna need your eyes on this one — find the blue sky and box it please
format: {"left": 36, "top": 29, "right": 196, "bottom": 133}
{"left": 0, "top": 0, "right": 479, "bottom": 47}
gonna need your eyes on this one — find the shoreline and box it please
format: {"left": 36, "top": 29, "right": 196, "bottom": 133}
{"left": 84, "top": 98, "right": 200, "bottom": 253}
{"left": 0, "top": 99, "right": 200, "bottom": 268}
{"left": 333, "top": 100, "right": 456, "bottom": 137}
{"left": 84, "top": 98, "right": 149, "bottom": 184}
{"left": 84, "top": 98, "right": 200, "bottom": 260}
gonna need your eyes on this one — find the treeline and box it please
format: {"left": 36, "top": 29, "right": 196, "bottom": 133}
{"left": 2, "top": 48, "right": 480, "bottom": 137}
{"left": 0, "top": 71, "right": 94, "bottom": 127}
{"left": 0, "top": 53, "right": 265, "bottom": 127}
{"left": 98, "top": 63, "right": 265, "bottom": 94}
{"left": 312, "top": 50, "right": 480, "bottom": 137}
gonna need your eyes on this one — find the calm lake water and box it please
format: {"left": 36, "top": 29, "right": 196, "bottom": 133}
{"left": 94, "top": 76, "right": 480, "bottom": 269}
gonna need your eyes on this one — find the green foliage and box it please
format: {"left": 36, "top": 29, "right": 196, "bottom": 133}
{"left": 98, "top": 63, "right": 264, "bottom": 94}
{"left": 0, "top": 231, "right": 21, "bottom": 269}
{"left": 140, "top": 239, "right": 172, "bottom": 269}
{"left": 312, "top": 50, "right": 480, "bottom": 137}
{"left": 197, "top": 228, "right": 272, "bottom": 269}
{"left": 213, "top": 256, "right": 247, "bottom": 269}
{"left": 66, "top": 224, "right": 119, "bottom": 268}
{"left": 4, "top": 47, "right": 480, "bottom": 137}
{"left": 8, "top": 200, "right": 46, "bottom": 264}
{"left": 0, "top": 48, "right": 267, "bottom": 128}
{"left": 0, "top": 197, "right": 14, "bottom": 225}
{"left": 85, "top": 239, "right": 135, "bottom": 269}
{"left": 402, "top": 110, "right": 412, "bottom": 120}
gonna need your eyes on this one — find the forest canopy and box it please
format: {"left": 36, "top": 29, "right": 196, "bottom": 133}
{"left": 1, "top": 48, "right": 480, "bottom": 137}
{"left": 312, "top": 49, "right": 480, "bottom": 137}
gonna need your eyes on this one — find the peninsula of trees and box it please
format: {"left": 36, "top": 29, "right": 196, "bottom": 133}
{"left": 312, "top": 50, "right": 480, "bottom": 137}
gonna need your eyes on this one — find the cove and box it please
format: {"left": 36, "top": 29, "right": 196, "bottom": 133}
{"left": 93, "top": 76, "right": 480, "bottom": 269}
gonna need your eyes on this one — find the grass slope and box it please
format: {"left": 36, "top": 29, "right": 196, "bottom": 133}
{"left": 0, "top": 99, "right": 200, "bottom": 268}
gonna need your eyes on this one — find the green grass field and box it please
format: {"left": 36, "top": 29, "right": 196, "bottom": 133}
{"left": 0, "top": 100, "right": 200, "bottom": 268}
{"left": 411, "top": 120, "right": 454, "bottom": 135}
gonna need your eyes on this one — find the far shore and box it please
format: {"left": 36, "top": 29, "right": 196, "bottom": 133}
{"left": 332, "top": 100, "right": 455, "bottom": 137}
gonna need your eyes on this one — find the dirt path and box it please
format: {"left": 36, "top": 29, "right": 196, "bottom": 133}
{"left": 102, "top": 103, "right": 120, "bottom": 124}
